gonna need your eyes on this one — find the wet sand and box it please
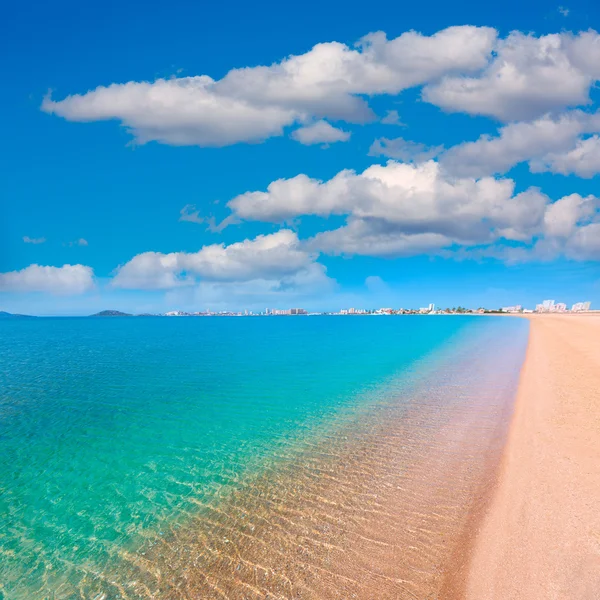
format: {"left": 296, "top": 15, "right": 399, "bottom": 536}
{"left": 463, "top": 315, "right": 600, "bottom": 599}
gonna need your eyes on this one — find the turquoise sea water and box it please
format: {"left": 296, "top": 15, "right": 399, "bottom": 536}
{"left": 0, "top": 316, "right": 528, "bottom": 599}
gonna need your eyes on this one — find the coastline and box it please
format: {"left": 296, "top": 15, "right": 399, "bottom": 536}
{"left": 460, "top": 315, "right": 600, "bottom": 599}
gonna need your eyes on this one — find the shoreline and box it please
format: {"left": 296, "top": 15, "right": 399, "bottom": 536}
{"left": 66, "top": 319, "right": 525, "bottom": 600}
{"left": 126, "top": 321, "right": 526, "bottom": 600}
{"left": 459, "top": 314, "right": 600, "bottom": 599}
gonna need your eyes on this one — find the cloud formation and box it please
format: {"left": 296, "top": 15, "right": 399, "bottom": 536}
{"left": 291, "top": 121, "right": 350, "bottom": 145}
{"left": 41, "top": 27, "right": 600, "bottom": 146}
{"left": 42, "top": 26, "right": 495, "bottom": 146}
{"left": 531, "top": 134, "right": 600, "bottom": 178}
{"left": 423, "top": 31, "right": 600, "bottom": 121}
{"left": 0, "top": 264, "right": 95, "bottom": 294}
{"left": 112, "top": 230, "right": 333, "bottom": 291}
{"left": 222, "top": 160, "right": 599, "bottom": 259}
{"left": 380, "top": 110, "right": 403, "bottom": 125}
{"left": 441, "top": 110, "right": 600, "bottom": 178}
{"left": 369, "top": 137, "right": 443, "bottom": 162}
{"left": 23, "top": 236, "right": 46, "bottom": 244}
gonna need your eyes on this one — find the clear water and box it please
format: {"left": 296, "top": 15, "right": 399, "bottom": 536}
{"left": 0, "top": 316, "right": 528, "bottom": 599}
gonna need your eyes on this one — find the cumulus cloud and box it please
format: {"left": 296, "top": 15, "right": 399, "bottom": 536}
{"left": 369, "top": 137, "right": 443, "bottom": 162}
{"left": 42, "top": 27, "right": 600, "bottom": 143}
{"left": 566, "top": 222, "right": 600, "bottom": 259}
{"left": 42, "top": 26, "right": 496, "bottom": 146}
{"left": 0, "top": 264, "right": 95, "bottom": 294}
{"left": 451, "top": 193, "right": 600, "bottom": 263}
{"left": 23, "top": 236, "right": 46, "bottom": 244}
{"left": 423, "top": 31, "right": 600, "bottom": 121}
{"left": 42, "top": 78, "right": 296, "bottom": 147}
{"left": 159, "top": 261, "right": 336, "bottom": 312}
{"left": 291, "top": 120, "right": 350, "bottom": 145}
{"left": 543, "top": 193, "right": 598, "bottom": 238}
{"left": 222, "top": 160, "right": 600, "bottom": 260}
{"left": 531, "top": 134, "right": 600, "bottom": 178}
{"left": 112, "top": 230, "right": 333, "bottom": 291}
{"left": 312, "top": 221, "right": 453, "bottom": 257}
{"left": 226, "top": 161, "right": 548, "bottom": 249}
{"left": 441, "top": 110, "right": 600, "bottom": 177}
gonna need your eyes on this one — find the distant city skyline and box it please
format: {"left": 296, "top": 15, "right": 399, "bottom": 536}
{"left": 2, "top": 298, "right": 593, "bottom": 319}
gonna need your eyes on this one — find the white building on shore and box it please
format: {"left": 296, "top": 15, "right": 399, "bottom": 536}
{"left": 501, "top": 305, "right": 522, "bottom": 313}
{"left": 572, "top": 301, "right": 592, "bottom": 312}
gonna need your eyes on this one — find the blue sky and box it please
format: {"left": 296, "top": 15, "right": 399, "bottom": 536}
{"left": 2, "top": 0, "right": 600, "bottom": 315}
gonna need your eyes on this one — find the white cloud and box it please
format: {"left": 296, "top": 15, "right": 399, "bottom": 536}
{"left": 380, "top": 110, "right": 403, "bottom": 125}
{"left": 543, "top": 193, "right": 598, "bottom": 238}
{"left": 453, "top": 193, "right": 600, "bottom": 262}
{"left": 222, "top": 160, "right": 600, "bottom": 260}
{"left": 186, "top": 263, "right": 334, "bottom": 302}
{"left": 369, "top": 137, "right": 443, "bottom": 162}
{"left": 566, "top": 222, "right": 600, "bottom": 259}
{"left": 291, "top": 120, "right": 350, "bottom": 145}
{"left": 423, "top": 31, "right": 600, "bottom": 121}
{"left": 312, "top": 220, "right": 453, "bottom": 257}
{"left": 42, "top": 78, "right": 297, "bottom": 146}
{"left": 227, "top": 160, "right": 547, "bottom": 245}
{"left": 531, "top": 134, "right": 600, "bottom": 178}
{"left": 112, "top": 230, "right": 332, "bottom": 291}
{"left": 158, "top": 260, "right": 336, "bottom": 312}
{"left": 66, "top": 238, "right": 88, "bottom": 247}
{"left": 0, "top": 264, "right": 95, "bottom": 294}
{"left": 441, "top": 110, "right": 600, "bottom": 177}
{"left": 42, "top": 26, "right": 496, "bottom": 146}
{"left": 23, "top": 236, "right": 46, "bottom": 244}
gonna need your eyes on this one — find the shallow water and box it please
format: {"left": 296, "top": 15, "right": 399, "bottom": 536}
{"left": 0, "top": 316, "right": 528, "bottom": 599}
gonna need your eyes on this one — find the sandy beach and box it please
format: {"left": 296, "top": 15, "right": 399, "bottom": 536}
{"left": 462, "top": 315, "right": 600, "bottom": 599}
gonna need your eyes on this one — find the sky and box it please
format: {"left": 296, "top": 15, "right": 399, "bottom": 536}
{"left": 2, "top": 0, "right": 600, "bottom": 315}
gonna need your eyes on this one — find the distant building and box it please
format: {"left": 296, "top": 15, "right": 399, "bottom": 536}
{"left": 418, "top": 303, "right": 435, "bottom": 314}
{"left": 268, "top": 308, "right": 307, "bottom": 315}
{"left": 536, "top": 300, "right": 555, "bottom": 313}
{"left": 501, "top": 305, "right": 522, "bottom": 313}
{"left": 572, "top": 301, "right": 591, "bottom": 312}
{"left": 536, "top": 299, "right": 570, "bottom": 313}
{"left": 543, "top": 299, "right": 555, "bottom": 311}
{"left": 341, "top": 307, "right": 367, "bottom": 315}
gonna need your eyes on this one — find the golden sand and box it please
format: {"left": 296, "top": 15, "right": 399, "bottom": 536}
{"left": 462, "top": 315, "right": 600, "bottom": 599}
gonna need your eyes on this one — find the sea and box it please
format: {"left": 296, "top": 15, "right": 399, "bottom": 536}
{"left": 0, "top": 315, "right": 529, "bottom": 599}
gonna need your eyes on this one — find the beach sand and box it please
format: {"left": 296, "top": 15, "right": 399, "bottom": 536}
{"left": 462, "top": 315, "right": 600, "bottom": 599}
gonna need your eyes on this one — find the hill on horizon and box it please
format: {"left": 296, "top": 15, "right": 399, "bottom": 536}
{"left": 0, "top": 311, "right": 34, "bottom": 319}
